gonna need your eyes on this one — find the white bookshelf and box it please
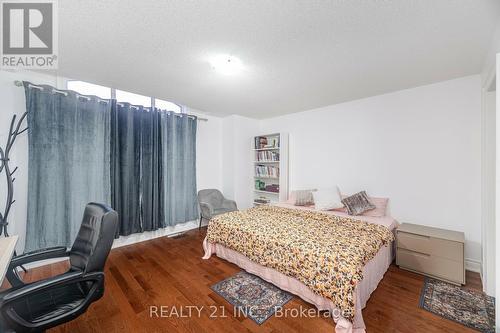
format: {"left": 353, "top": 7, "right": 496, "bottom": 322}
{"left": 253, "top": 133, "right": 289, "bottom": 206}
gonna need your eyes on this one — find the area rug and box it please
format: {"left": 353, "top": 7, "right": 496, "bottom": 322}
{"left": 419, "top": 277, "right": 495, "bottom": 332}
{"left": 211, "top": 271, "right": 293, "bottom": 324}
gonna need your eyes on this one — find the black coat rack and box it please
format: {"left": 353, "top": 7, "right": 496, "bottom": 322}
{"left": 0, "top": 112, "right": 28, "bottom": 238}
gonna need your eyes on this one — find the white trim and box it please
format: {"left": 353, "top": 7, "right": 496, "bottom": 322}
{"left": 481, "top": 63, "right": 496, "bottom": 296}
{"left": 465, "top": 258, "right": 482, "bottom": 274}
{"left": 63, "top": 79, "right": 183, "bottom": 112}
{"left": 56, "top": 75, "right": 68, "bottom": 89}
{"left": 495, "top": 53, "right": 500, "bottom": 330}
{"left": 112, "top": 219, "right": 201, "bottom": 248}
{"left": 484, "top": 64, "right": 497, "bottom": 92}
{"left": 21, "top": 219, "right": 205, "bottom": 270}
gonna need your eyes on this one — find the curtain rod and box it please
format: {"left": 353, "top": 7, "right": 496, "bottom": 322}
{"left": 13, "top": 80, "right": 208, "bottom": 122}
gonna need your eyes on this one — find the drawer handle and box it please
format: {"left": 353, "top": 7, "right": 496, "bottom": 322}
{"left": 399, "top": 248, "right": 431, "bottom": 257}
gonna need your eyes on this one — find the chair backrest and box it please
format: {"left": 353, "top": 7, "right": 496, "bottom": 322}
{"left": 69, "top": 203, "right": 118, "bottom": 274}
{"left": 198, "top": 189, "right": 224, "bottom": 207}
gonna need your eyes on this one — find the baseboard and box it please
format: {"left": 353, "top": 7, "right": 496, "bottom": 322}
{"left": 22, "top": 218, "right": 206, "bottom": 270}
{"left": 112, "top": 219, "right": 202, "bottom": 248}
{"left": 465, "top": 258, "right": 482, "bottom": 273}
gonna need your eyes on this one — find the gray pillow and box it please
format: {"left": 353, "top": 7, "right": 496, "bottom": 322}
{"left": 341, "top": 191, "right": 376, "bottom": 216}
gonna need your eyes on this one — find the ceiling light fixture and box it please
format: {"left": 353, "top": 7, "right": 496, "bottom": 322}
{"left": 209, "top": 54, "right": 244, "bottom": 75}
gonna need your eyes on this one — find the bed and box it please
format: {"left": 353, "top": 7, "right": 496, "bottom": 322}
{"left": 203, "top": 202, "right": 399, "bottom": 333}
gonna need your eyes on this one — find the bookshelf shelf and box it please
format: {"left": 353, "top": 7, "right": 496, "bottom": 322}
{"left": 254, "top": 190, "right": 279, "bottom": 195}
{"left": 253, "top": 147, "right": 280, "bottom": 151}
{"left": 253, "top": 133, "right": 288, "bottom": 207}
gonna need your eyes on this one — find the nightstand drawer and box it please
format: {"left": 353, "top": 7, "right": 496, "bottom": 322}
{"left": 397, "top": 248, "right": 464, "bottom": 284}
{"left": 397, "top": 231, "right": 431, "bottom": 254}
{"left": 397, "top": 231, "right": 463, "bottom": 262}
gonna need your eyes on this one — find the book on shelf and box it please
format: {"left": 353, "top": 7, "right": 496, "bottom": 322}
{"left": 264, "top": 184, "right": 279, "bottom": 193}
{"left": 254, "top": 135, "right": 280, "bottom": 149}
{"left": 255, "top": 179, "right": 266, "bottom": 190}
{"left": 255, "top": 150, "right": 280, "bottom": 162}
{"left": 254, "top": 179, "right": 280, "bottom": 192}
{"left": 254, "top": 197, "right": 271, "bottom": 204}
{"left": 255, "top": 165, "right": 280, "bottom": 178}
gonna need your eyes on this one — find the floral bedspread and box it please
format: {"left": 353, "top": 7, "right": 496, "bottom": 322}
{"left": 206, "top": 205, "right": 394, "bottom": 322}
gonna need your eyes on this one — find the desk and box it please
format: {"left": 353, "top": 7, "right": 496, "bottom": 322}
{"left": 0, "top": 236, "right": 18, "bottom": 286}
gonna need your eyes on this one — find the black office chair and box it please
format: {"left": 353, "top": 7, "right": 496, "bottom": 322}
{"left": 0, "top": 203, "right": 118, "bottom": 333}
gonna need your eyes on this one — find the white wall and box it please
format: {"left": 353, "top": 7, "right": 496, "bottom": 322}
{"left": 222, "top": 115, "right": 259, "bottom": 209}
{"left": 190, "top": 107, "right": 223, "bottom": 192}
{"left": 260, "top": 75, "right": 483, "bottom": 268}
{"left": 0, "top": 70, "right": 224, "bottom": 252}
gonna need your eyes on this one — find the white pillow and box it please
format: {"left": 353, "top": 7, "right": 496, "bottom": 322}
{"left": 312, "top": 187, "right": 343, "bottom": 211}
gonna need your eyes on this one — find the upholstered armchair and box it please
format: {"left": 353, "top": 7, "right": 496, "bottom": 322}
{"left": 198, "top": 189, "right": 238, "bottom": 229}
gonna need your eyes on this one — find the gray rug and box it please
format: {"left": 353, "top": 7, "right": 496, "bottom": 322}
{"left": 419, "top": 277, "right": 495, "bottom": 332}
{"left": 211, "top": 271, "right": 293, "bottom": 324}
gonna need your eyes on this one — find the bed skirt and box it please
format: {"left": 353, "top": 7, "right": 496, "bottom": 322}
{"left": 203, "top": 238, "right": 394, "bottom": 333}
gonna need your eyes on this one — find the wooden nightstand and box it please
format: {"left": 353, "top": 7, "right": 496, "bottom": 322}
{"left": 396, "top": 223, "right": 465, "bottom": 285}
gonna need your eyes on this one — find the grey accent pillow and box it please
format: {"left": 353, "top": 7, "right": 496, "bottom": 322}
{"left": 294, "top": 190, "right": 315, "bottom": 206}
{"left": 341, "top": 191, "right": 376, "bottom": 216}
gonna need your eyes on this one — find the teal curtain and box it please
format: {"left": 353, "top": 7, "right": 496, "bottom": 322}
{"left": 161, "top": 112, "right": 198, "bottom": 226}
{"left": 110, "top": 102, "right": 143, "bottom": 236}
{"left": 110, "top": 103, "right": 165, "bottom": 236}
{"left": 24, "top": 83, "right": 198, "bottom": 250}
{"left": 141, "top": 107, "right": 165, "bottom": 231}
{"left": 25, "top": 82, "right": 111, "bottom": 251}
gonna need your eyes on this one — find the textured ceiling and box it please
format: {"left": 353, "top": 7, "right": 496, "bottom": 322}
{"left": 57, "top": 0, "right": 500, "bottom": 118}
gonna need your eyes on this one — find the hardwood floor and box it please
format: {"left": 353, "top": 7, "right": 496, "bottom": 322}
{"left": 7, "top": 228, "right": 482, "bottom": 333}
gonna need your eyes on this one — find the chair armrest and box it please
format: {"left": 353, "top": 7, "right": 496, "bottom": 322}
{"left": 10, "top": 246, "right": 69, "bottom": 268}
{"left": 6, "top": 246, "right": 69, "bottom": 288}
{"left": 199, "top": 202, "right": 214, "bottom": 219}
{"left": 2, "top": 271, "right": 84, "bottom": 302}
{"left": 222, "top": 199, "right": 237, "bottom": 211}
{"left": 1, "top": 271, "right": 104, "bottom": 331}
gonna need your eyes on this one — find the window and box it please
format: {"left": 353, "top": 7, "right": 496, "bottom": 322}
{"left": 66, "top": 80, "right": 182, "bottom": 112}
{"left": 67, "top": 81, "right": 111, "bottom": 99}
{"left": 115, "top": 89, "right": 151, "bottom": 107}
{"left": 155, "top": 98, "right": 182, "bottom": 113}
